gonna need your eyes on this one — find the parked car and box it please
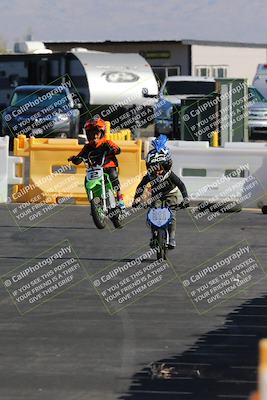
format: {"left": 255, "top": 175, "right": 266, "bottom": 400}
{"left": 252, "top": 64, "right": 267, "bottom": 99}
{"left": 154, "top": 76, "right": 216, "bottom": 137}
{"left": 248, "top": 86, "right": 267, "bottom": 139}
{"left": 1, "top": 85, "right": 81, "bottom": 145}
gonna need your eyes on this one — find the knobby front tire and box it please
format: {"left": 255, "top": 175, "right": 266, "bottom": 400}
{"left": 156, "top": 229, "right": 167, "bottom": 260}
{"left": 91, "top": 198, "right": 106, "bottom": 229}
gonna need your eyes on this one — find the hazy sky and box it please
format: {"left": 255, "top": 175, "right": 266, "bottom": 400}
{"left": 0, "top": 0, "right": 266, "bottom": 49}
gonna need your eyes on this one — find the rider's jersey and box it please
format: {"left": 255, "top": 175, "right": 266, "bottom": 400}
{"left": 71, "top": 138, "right": 121, "bottom": 168}
{"left": 134, "top": 171, "right": 188, "bottom": 202}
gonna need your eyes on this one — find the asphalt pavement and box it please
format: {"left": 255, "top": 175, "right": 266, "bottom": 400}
{"left": 0, "top": 204, "right": 266, "bottom": 400}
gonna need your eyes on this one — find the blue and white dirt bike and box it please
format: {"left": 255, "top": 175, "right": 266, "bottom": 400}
{"left": 147, "top": 200, "right": 183, "bottom": 260}
{"left": 147, "top": 200, "right": 173, "bottom": 260}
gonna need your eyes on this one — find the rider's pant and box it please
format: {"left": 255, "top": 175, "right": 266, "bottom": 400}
{"left": 104, "top": 167, "right": 120, "bottom": 194}
{"left": 153, "top": 190, "right": 179, "bottom": 239}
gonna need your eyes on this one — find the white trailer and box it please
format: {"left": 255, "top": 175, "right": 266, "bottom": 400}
{"left": 0, "top": 48, "right": 158, "bottom": 130}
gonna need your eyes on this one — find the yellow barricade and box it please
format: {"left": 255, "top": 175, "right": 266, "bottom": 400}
{"left": 13, "top": 135, "right": 79, "bottom": 157}
{"left": 116, "top": 140, "right": 144, "bottom": 205}
{"left": 105, "top": 121, "right": 132, "bottom": 141}
{"left": 106, "top": 129, "right": 132, "bottom": 141}
{"left": 13, "top": 124, "right": 132, "bottom": 157}
{"left": 12, "top": 135, "right": 142, "bottom": 205}
{"left": 211, "top": 130, "right": 219, "bottom": 147}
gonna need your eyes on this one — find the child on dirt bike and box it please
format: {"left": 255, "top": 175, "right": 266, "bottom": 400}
{"left": 68, "top": 117, "right": 125, "bottom": 209}
{"left": 132, "top": 135, "right": 189, "bottom": 249}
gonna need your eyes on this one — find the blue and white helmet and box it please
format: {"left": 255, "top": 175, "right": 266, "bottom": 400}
{"left": 146, "top": 135, "right": 172, "bottom": 178}
{"left": 146, "top": 146, "right": 171, "bottom": 165}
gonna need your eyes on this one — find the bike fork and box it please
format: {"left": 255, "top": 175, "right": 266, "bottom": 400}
{"left": 101, "top": 177, "right": 107, "bottom": 212}
{"left": 165, "top": 228, "right": 170, "bottom": 246}
{"left": 153, "top": 228, "right": 169, "bottom": 246}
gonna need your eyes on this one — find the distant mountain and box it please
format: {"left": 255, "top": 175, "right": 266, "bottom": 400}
{"left": 1, "top": 0, "right": 267, "bottom": 48}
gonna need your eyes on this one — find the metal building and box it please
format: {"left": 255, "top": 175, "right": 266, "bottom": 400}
{"left": 45, "top": 39, "right": 267, "bottom": 85}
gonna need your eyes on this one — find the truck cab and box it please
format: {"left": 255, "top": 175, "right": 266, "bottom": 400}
{"left": 154, "top": 76, "right": 216, "bottom": 138}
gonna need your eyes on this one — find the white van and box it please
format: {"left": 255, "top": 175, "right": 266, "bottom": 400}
{"left": 159, "top": 76, "right": 216, "bottom": 105}
{"left": 154, "top": 76, "right": 216, "bottom": 136}
{"left": 252, "top": 64, "right": 267, "bottom": 99}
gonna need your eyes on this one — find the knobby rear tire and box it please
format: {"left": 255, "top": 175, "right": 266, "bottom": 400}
{"left": 109, "top": 206, "right": 123, "bottom": 229}
{"left": 107, "top": 189, "right": 122, "bottom": 229}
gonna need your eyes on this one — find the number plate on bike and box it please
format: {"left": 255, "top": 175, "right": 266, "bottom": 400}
{"left": 147, "top": 207, "right": 172, "bottom": 228}
{"left": 86, "top": 167, "right": 103, "bottom": 180}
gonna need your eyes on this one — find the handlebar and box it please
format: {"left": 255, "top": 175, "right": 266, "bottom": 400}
{"left": 177, "top": 201, "right": 190, "bottom": 210}
{"left": 68, "top": 151, "right": 106, "bottom": 166}
{"left": 132, "top": 200, "right": 189, "bottom": 210}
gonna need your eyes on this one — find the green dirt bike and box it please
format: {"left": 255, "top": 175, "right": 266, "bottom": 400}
{"left": 76, "top": 153, "right": 122, "bottom": 229}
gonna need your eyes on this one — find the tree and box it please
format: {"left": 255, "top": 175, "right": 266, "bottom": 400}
{"left": 24, "top": 27, "right": 33, "bottom": 41}
{"left": 0, "top": 35, "right": 7, "bottom": 54}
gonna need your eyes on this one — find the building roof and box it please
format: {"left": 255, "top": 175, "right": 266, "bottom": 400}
{"left": 182, "top": 39, "right": 267, "bottom": 48}
{"left": 44, "top": 39, "right": 267, "bottom": 49}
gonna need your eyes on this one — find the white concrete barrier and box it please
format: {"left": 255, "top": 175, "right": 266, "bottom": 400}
{"left": 166, "top": 140, "right": 210, "bottom": 148}
{"left": 143, "top": 140, "right": 267, "bottom": 208}
{"left": 224, "top": 142, "right": 267, "bottom": 149}
{"left": 143, "top": 138, "right": 210, "bottom": 157}
{"left": 0, "top": 136, "right": 23, "bottom": 203}
{"left": 167, "top": 141, "right": 267, "bottom": 208}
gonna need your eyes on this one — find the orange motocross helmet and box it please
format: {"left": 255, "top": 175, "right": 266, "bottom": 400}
{"left": 84, "top": 117, "right": 106, "bottom": 140}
